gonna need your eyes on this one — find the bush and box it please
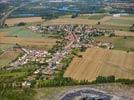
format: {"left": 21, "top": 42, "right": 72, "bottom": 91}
{"left": 95, "top": 76, "right": 115, "bottom": 83}
{"left": 17, "top": 22, "right": 27, "bottom": 26}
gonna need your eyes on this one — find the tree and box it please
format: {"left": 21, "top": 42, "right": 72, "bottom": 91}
{"left": 129, "top": 24, "right": 134, "bottom": 32}
{"left": 97, "top": 21, "right": 101, "bottom": 25}
{"left": 17, "top": 22, "right": 26, "bottom": 26}
{"left": 71, "top": 13, "right": 79, "bottom": 18}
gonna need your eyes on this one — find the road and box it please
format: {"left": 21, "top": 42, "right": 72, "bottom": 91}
{"left": 0, "top": 0, "right": 38, "bottom": 28}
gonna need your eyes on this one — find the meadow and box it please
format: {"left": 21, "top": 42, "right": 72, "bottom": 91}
{"left": 95, "top": 36, "right": 134, "bottom": 52}
{"left": 0, "top": 26, "right": 42, "bottom": 38}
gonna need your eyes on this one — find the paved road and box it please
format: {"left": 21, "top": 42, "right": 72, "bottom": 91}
{"left": 0, "top": 0, "right": 38, "bottom": 28}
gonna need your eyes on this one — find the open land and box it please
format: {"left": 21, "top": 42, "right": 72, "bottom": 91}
{"left": 0, "top": 27, "right": 43, "bottom": 38}
{"left": 34, "top": 84, "right": 134, "bottom": 100}
{"left": 64, "top": 48, "right": 134, "bottom": 81}
{"left": 5, "top": 17, "right": 43, "bottom": 26}
{"left": 115, "top": 31, "right": 134, "bottom": 36}
{"left": 95, "top": 36, "right": 134, "bottom": 51}
{"left": 0, "top": 28, "right": 60, "bottom": 50}
{"left": 0, "top": 50, "right": 21, "bottom": 68}
{"left": 0, "top": 37, "right": 58, "bottom": 49}
{"left": 0, "top": 13, "right": 134, "bottom": 100}
{"left": 44, "top": 15, "right": 134, "bottom": 32}
{"left": 44, "top": 18, "right": 98, "bottom": 25}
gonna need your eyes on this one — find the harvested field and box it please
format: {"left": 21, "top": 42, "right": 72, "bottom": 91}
{"left": 0, "top": 37, "right": 58, "bottom": 49}
{"left": 44, "top": 18, "right": 97, "bottom": 25}
{"left": 0, "top": 32, "right": 7, "bottom": 37}
{"left": 0, "top": 50, "right": 21, "bottom": 68}
{"left": 64, "top": 48, "right": 134, "bottom": 81}
{"left": 5, "top": 17, "right": 43, "bottom": 26}
{"left": 115, "top": 31, "right": 134, "bottom": 36}
{"left": 100, "top": 16, "right": 112, "bottom": 22}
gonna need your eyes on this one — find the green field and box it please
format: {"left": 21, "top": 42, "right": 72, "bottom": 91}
{"left": 0, "top": 48, "right": 3, "bottom": 55}
{"left": 106, "top": 19, "right": 134, "bottom": 26}
{"left": 0, "top": 26, "right": 42, "bottom": 38}
{"left": 59, "top": 14, "right": 105, "bottom": 20}
{"left": 0, "top": 89, "right": 35, "bottom": 100}
{"left": 0, "top": 44, "right": 14, "bottom": 50}
{"left": 95, "top": 36, "right": 134, "bottom": 51}
{"left": 79, "top": 15, "right": 105, "bottom": 20}
{"left": 0, "top": 72, "right": 27, "bottom": 77}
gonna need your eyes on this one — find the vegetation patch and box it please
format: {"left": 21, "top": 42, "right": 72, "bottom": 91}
{"left": 0, "top": 27, "right": 42, "bottom": 38}
{"left": 79, "top": 14, "right": 105, "bottom": 20}
{"left": 105, "top": 19, "right": 134, "bottom": 26}
{"left": 0, "top": 88, "right": 36, "bottom": 100}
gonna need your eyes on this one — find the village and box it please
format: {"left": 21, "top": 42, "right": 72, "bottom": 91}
{"left": 4, "top": 24, "right": 114, "bottom": 87}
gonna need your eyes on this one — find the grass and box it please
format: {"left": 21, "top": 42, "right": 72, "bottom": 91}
{"left": 105, "top": 19, "right": 134, "bottom": 26}
{"left": 0, "top": 50, "right": 21, "bottom": 68}
{"left": 0, "top": 72, "right": 27, "bottom": 77}
{"left": 0, "top": 48, "right": 3, "bottom": 55}
{"left": 0, "top": 27, "right": 60, "bottom": 50}
{"left": 0, "top": 26, "right": 42, "bottom": 38}
{"left": 95, "top": 36, "right": 134, "bottom": 52}
{"left": 0, "top": 44, "right": 14, "bottom": 50}
{"left": 34, "top": 83, "right": 134, "bottom": 100}
{"left": 0, "top": 88, "right": 36, "bottom": 100}
{"left": 35, "top": 87, "right": 69, "bottom": 100}
{"left": 78, "top": 15, "right": 105, "bottom": 20}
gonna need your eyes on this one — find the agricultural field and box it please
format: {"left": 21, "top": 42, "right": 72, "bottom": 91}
{"left": 0, "top": 37, "right": 59, "bottom": 49}
{"left": 100, "top": 16, "right": 134, "bottom": 27}
{"left": 64, "top": 48, "right": 134, "bottom": 81}
{"left": 78, "top": 14, "right": 105, "bottom": 20}
{"left": 0, "top": 50, "right": 21, "bottom": 68}
{"left": 43, "top": 18, "right": 98, "bottom": 25}
{"left": 115, "top": 31, "right": 134, "bottom": 36}
{"left": 44, "top": 15, "right": 134, "bottom": 31}
{"left": 95, "top": 36, "right": 134, "bottom": 52}
{"left": 0, "top": 27, "right": 60, "bottom": 50}
{"left": 0, "top": 26, "right": 43, "bottom": 38}
{"left": 5, "top": 17, "right": 43, "bottom": 26}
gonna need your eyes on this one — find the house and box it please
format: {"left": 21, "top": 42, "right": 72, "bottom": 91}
{"left": 22, "top": 81, "right": 31, "bottom": 87}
